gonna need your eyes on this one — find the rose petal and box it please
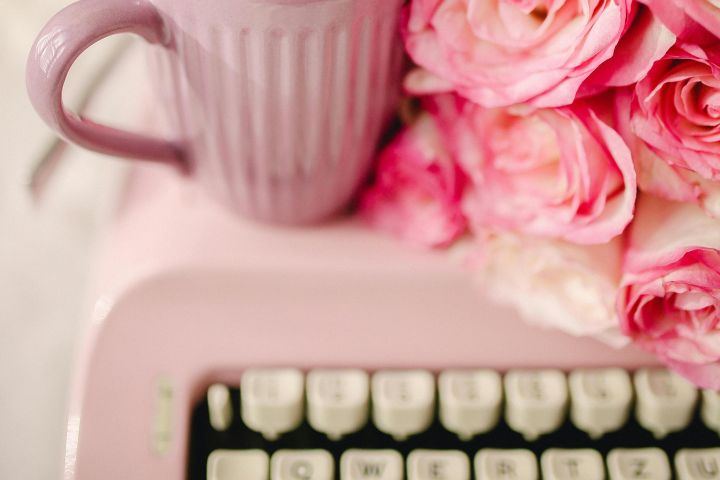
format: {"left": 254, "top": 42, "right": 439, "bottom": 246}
{"left": 403, "top": 0, "right": 652, "bottom": 107}
{"left": 360, "top": 113, "right": 467, "bottom": 248}
{"left": 619, "top": 195, "right": 720, "bottom": 388}
{"left": 582, "top": 6, "right": 675, "bottom": 92}
{"left": 663, "top": 357, "right": 720, "bottom": 390}
{"left": 474, "top": 230, "right": 626, "bottom": 343}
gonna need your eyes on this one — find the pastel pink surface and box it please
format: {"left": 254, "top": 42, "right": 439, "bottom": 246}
{"left": 66, "top": 166, "right": 656, "bottom": 479}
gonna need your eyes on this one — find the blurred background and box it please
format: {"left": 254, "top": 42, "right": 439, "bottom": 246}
{"left": 2, "top": 1, "right": 149, "bottom": 477}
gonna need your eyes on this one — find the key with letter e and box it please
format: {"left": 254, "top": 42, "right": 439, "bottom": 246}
{"left": 408, "top": 450, "right": 470, "bottom": 480}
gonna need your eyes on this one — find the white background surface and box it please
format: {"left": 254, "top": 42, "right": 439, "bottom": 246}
{"left": 1, "top": 1, "right": 149, "bottom": 477}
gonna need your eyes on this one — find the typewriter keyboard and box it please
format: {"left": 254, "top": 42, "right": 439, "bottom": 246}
{"left": 188, "top": 368, "right": 720, "bottom": 480}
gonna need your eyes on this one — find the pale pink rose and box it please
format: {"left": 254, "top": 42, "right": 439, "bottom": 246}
{"left": 429, "top": 94, "right": 636, "bottom": 244}
{"left": 403, "top": 1, "right": 675, "bottom": 107}
{"left": 640, "top": 0, "right": 720, "bottom": 44}
{"left": 615, "top": 87, "right": 720, "bottom": 219}
{"left": 633, "top": 144, "right": 720, "bottom": 219}
{"left": 630, "top": 44, "right": 720, "bottom": 184}
{"left": 475, "top": 231, "right": 627, "bottom": 345}
{"left": 620, "top": 194, "right": 720, "bottom": 389}
{"left": 360, "top": 114, "right": 467, "bottom": 248}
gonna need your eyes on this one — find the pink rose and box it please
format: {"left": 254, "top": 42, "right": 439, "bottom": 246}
{"left": 615, "top": 87, "right": 720, "bottom": 219}
{"left": 641, "top": 0, "right": 720, "bottom": 44}
{"left": 633, "top": 142, "right": 720, "bottom": 219}
{"left": 620, "top": 194, "right": 720, "bottom": 389}
{"left": 475, "top": 231, "right": 627, "bottom": 345}
{"left": 623, "top": 45, "right": 720, "bottom": 215}
{"left": 360, "top": 114, "right": 467, "bottom": 248}
{"left": 632, "top": 44, "right": 720, "bottom": 179}
{"left": 431, "top": 94, "right": 636, "bottom": 244}
{"left": 403, "top": 1, "right": 675, "bottom": 107}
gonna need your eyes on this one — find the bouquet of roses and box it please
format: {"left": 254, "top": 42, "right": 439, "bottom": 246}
{"left": 361, "top": 0, "right": 720, "bottom": 389}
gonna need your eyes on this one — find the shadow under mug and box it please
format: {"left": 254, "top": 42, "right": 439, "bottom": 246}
{"left": 27, "top": 0, "right": 404, "bottom": 224}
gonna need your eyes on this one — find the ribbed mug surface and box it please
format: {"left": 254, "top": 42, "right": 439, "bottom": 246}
{"left": 150, "top": 0, "right": 404, "bottom": 223}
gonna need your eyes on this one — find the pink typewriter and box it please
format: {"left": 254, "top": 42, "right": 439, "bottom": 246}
{"left": 26, "top": 0, "right": 720, "bottom": 479}
{"left": 57, "top": 164, "right": 719, "bottom": 480}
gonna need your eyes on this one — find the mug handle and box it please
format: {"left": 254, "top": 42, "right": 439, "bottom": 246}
{"left": 26, "top": 0, "right": 186, "bottom": 170}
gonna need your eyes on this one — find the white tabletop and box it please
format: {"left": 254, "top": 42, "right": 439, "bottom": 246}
{"left": 1, "top": 2, "right": 152, "bottom": 477}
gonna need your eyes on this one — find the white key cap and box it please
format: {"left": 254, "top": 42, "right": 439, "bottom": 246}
{"left": 307, "top": 369, "right": 369, "bottom": 440}
{"left": 634, "top": 368, "right": 698, "bottom": 438}
{"left": 271, "top": 450, "right": 334, "bottom": 480}
{"left": 371, "top": 370, "right": 435, "bottom": 440}
{"left": 676, "top": 449, "right": 720, "bottom": 480}
{"left": 541, "top": 449, "right": 604, "bottom": 480}
{"left": 341, "top": 449, "right": 404, "bottom": 480}
{"left": 208, "top": 384, "right": 233, "bottom": 432}
{"left": 438, "top": 369, "right": 502, "bottom": 440}
{"left": 407, "top": 449, "right": 470, "bottom": 480}
{"left": 241, "top": 368, "right": 304, "bottom": 440}
{"left": 504, "top": 369, "right": 568, "bottom": 440}
{"left": 207, "top": 449, "right": 269, "bottom": 480}
{"left": 569, "top": 368, "right": 632, "bottom": 438}
{"left": 475, "top": 449, "right": 538, "bottom": 480}
{"left": 607, "top": 448, "right": 671, "bottom": 480}
{"left": 702, "top": 390, "right": 720, "bottom": 435}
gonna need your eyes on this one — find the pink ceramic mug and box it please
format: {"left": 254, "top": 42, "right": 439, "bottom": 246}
{"left": 27, "top": 0, "right": 403, "bottom": 224}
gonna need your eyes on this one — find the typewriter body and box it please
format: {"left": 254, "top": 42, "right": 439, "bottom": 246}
{"left": 65, "top": 165, "right": 720, "bottom": 480}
